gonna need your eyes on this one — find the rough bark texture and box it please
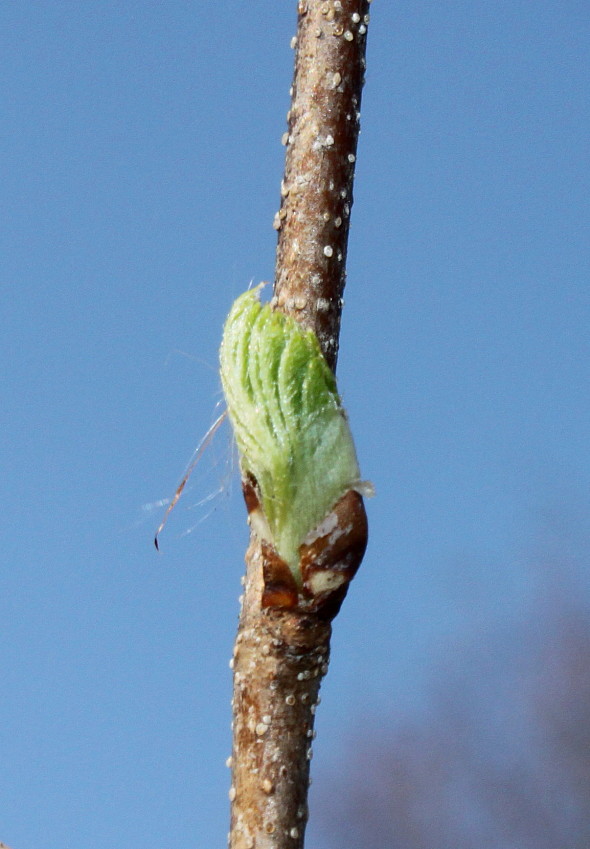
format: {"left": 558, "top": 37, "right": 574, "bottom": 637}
{"left": 273, "top": 0, "right": 371, "bottom": 370}
{"left": 229, "top": 537, "right": 331, "bottom": 849}
{"left": 229, "top": 2, "right": 370, "bottom": 847}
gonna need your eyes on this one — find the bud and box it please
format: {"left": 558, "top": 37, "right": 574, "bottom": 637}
{"left": 220, "top": 286, "right": 371, "bottom": 616}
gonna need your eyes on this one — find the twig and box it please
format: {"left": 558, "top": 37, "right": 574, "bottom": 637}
{"left": 228, "top": 2, "right": 371, "bottom": 847}
{"left": 273, "top": 0, "right": 371, "bottom": 370}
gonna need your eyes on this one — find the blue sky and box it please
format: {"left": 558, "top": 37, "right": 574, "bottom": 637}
{"left": 1, "top": 2, "right": 589, "bottom": 847}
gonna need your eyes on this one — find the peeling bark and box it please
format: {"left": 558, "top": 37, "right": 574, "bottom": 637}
{"left": 229, "top": 2, "right": 371, "bottom": 847}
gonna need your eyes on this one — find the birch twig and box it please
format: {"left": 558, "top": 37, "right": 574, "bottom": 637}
{"left": 228, "top": 2, "right": 371, "bottom": 847}
{"left": 274, "top": 0, "right": 371, "bottom": 369}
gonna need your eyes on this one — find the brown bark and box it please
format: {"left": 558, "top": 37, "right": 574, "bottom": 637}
{"left": 273, "top": 0, "right": 371, "bottom": 371}
{"left": 229, "top": 537, "right": 331, "bottom": 849}
{"left": 229, "top": 2, "right": 371, "bottom": 847}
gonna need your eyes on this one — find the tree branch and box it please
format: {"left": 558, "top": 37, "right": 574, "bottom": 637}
{"left": 273, "top": 0, "right": 370, "bottom": 370}
{"left": 229, "top": 538, "right": 331, "bottom": 849}
{"left": 228, "top": 2, "right": 370, "bottom": 847}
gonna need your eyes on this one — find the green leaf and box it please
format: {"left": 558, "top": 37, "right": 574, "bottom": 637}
{"left": 220, "top": 287, "right": 362, "bottom": 584}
